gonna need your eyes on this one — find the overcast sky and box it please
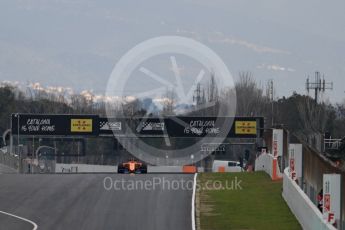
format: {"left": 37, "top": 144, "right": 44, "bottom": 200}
{"left": 0, "top": 0, "right": 344, "bottom": 103}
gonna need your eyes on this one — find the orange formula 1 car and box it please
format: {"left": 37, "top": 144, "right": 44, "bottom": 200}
{"left": 117, "top": 159, "right": 148, "bottom": 174}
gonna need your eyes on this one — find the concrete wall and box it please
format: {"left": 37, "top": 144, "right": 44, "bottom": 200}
{"left": 148, "top": 166, "right": 184, "bottom": 173}
{"left": 55, "top": 164, "right": 195, "bottom": 173}
{"left": 255, "top": 153, "right": 282, "bottom": 180}
{"left": 282, "top": 168, "right": 337, "bottom": 230}
{"left": 255, "top": 153, "right": 272, "bottom": 176}
{"left": 56, "top": 163, "right": 117, "bottom": 173}
{"left": 300, "top": 142, "right": 345, "bottom": 227}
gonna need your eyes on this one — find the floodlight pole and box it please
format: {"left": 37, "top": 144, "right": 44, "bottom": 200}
{"left": 17, "top": 113, "right": 19, "bottom": 149}
{"left": 268, "top": 79, "right": 274, "bottom": 127}
{"left": 16, "top": 113, "right": 22, "bottom": 173}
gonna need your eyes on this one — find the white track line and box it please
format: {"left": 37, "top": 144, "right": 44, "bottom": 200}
{"left": 0, "top": 210, "right": 38, "bottom": 230}
{"left": 192, "top": 173, "right": 197, "bottom": 230}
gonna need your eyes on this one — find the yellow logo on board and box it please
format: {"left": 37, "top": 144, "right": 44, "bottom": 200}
{"left": 71, "top": 119, "right": 93, "bottom": 132}
{"left": 235, "top": 121, "right": 257, "bottom": 135}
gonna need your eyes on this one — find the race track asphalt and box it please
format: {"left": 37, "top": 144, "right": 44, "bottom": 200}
{"left": 0, "top": 174, "right": 194, "bottom": 230}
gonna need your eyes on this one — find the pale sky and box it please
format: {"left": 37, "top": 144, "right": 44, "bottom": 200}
{"left": 0, "top": 0, "right": 344, "bottom": 103}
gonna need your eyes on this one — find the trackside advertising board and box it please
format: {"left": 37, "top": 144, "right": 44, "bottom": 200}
{"left": 99, "top": 118, "right": 126, "bottom": 136}
{"left": 70, "top": 119, "right": 93, "bottom": 133}
{"left": 323, "top": 174, "right": 341, "bottom": 228}
{"left": 232, "top": 117, "right": 263, "bottom": 138}
{"left": 99, "top": 117, "right": 165, "bottom": 136}
{"left": 288, "top": 144, "right": 302, "bottom": 181}
{"left": 99, "top": 117, "right": 263, "bottom": 137}
{"left": 234, "top": 121, "right": 257, "bottom": 135}
{"left": 11, "top": 114, "right": 264, "bottom": 138}
{"left": 133, "top": 118, "right": 166, "bottom": 136}
{"left": 11, "top": 114, "right": 99, "bottom": 136}
{"left": 272, "top": 129, "right": 283, "bottom": 157}
{"left": 166, "top": 117, "right": 263, "bottom": 138}
{"left": 166, "top": 116, "right": 227, "bottom": 137}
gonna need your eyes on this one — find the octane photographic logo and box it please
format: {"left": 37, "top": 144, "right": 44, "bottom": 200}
{"left": 103, "top": 176, "right": 243, "bottom": 192}
{"left": 105, "top": 36, "right": 237, "bottom": 166}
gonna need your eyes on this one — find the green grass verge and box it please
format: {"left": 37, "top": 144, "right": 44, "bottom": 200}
{"left": 197, "top": 172, "right": 301, "bottom": 230}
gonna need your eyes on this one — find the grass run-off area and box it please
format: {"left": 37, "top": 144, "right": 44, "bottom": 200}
{"left": 197, "top": 172, "right": 301, "bottom": 230}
